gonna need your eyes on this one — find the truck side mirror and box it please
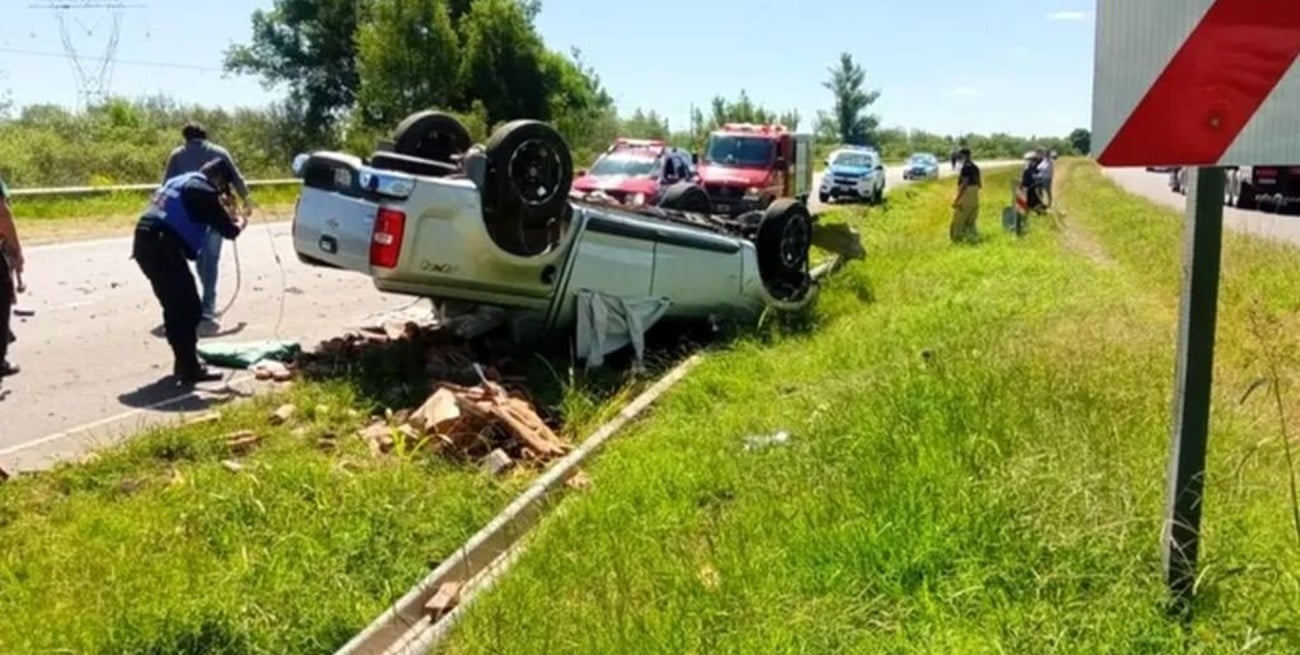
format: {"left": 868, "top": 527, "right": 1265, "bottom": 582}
{"left": 776, "top": 157, "right": 787, "bottom": 169}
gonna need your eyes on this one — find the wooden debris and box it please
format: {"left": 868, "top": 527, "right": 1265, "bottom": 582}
{"left": 409, "top": 388, "right": 463, "bottom": 436}
{"left": 224, "top": 430, "right": 262, "bottom": 455}
{"left": 252, "top": 360, "right": 294, "bottom": 383}
{"left": 269, "top": 404, "right": 297, "bottom": 426}
{"left": 358, "top": 422, "right": 396, "bottom": 456}
{"left": 565, "top": 469, "right": 593, "bottom": 491}
{"left": 296, "top": 318, "right": 573, "bottom": 468}
{"left": 221, "top": 459, "right": 245, "bottom": 473}
{"left": 183, "top": 411, "right": 221, "bottom": 427}
{"left": 423, "top": 581, "right": 463, "bottom": 620}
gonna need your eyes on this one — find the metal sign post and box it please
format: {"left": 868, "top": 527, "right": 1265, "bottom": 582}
{"left": 1161, "top": 166, "right": 1226, "bottom": 611}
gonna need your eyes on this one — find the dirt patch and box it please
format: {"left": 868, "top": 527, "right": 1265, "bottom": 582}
{"left": 1052, "top": 166, "right": 1117, "bottom": 268}
{"left": 1058, "top": 211, "right": 1117, "bottom": 268}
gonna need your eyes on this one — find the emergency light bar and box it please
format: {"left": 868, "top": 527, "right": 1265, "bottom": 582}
{"left": 719, "top": 123, "right": 789, "bottom": 134}
{"left": 613, "top": 138, "right": 666, "bottom": 148}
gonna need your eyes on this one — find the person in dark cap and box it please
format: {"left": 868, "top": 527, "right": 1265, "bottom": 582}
{"left": 135, "top": 157, "right": 247, "bottom": 385}
{"left": 950, "top": 147, "right": 981, "bottom": 243}
{"left": 163, "top": 121, "right": 254, "bottom": 323}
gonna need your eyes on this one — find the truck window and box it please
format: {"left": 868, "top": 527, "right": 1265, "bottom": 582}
{"left": 589, "top": 154, "right": 657, "bottom": 178}
{"left": 704, "top": 135, "right": 774, "bottom": 168}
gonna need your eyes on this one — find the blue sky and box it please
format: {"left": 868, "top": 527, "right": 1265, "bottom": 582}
{"left": 0, "top": 0, "right": 1096, "bottom": 138}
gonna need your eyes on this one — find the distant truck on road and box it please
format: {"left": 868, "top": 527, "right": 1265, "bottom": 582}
{"left": 1170, "top": 165, "right": 1300, "bottom": 214}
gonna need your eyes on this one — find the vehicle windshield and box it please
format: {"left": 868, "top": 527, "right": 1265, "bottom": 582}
{"left": 908, "top": 154, "right": 937, "bottom": 165}
{"left": 587, "top": 154, "right": 658, "bottom": 177}
{"left": 704, "top": 135, "right": 774, "bottom": 168}
{"left": 832, "top": 152, "right": 876, "bottom": 168}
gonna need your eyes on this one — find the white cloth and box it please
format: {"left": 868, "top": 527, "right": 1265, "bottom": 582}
{"left": 574, "top": 289, "right": 671, "bottom": 369}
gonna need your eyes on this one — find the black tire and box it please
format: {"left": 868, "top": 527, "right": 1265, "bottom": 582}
{"left": 484, "top": 119, "right": 573, "bottom": 223}
{"left": 1237, "top": 184, "right": 1258, "bottom": 210}
{"left": 818, "top": 193, "right": 830, "bottom": 204}
{"left": 392, "top": 110, "right": 472, "bottom": 164}
{"left": 755, "top": 199, "right": 813, "bottom": 300}
{"left": 873, "top": 184, "right": 885, "bottom": 204}
{"left": 658, "top": 182, "right": 713, "bottom": 213}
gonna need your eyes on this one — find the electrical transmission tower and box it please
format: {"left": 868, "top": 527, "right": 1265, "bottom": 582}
{"left": 30, "top": 1, "right": 146, "bottom": 107}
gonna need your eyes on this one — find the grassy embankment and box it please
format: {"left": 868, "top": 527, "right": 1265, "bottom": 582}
{"left": 434, "top": 161, "right": 1300, "bottom": 653}
{"left": 0, "top": 178, "right": 852, "bottom": 651}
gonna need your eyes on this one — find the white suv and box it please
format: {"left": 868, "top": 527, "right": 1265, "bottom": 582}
{"left": 819, "top": 147, "right": 886, "bottom": 204}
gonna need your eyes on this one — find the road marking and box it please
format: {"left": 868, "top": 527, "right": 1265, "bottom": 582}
{"left": 0, "top": 372, "right": 254, "bottom": 458}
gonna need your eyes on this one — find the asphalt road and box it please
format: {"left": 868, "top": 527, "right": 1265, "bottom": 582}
{"left": 0, "top": 218, "right": 410, "bottom": 471}
{"left": 1103, "top": 167, "right": 1300, "bottom": 248}
{"left": 1, "top": 159, "right": 1019, "bottom": 472}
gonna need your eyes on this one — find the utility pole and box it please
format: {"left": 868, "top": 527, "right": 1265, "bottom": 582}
{"left": 29, "top": 1, "right": 146, "bottom": 108}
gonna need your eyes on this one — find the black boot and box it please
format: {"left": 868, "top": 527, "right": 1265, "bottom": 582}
{"left": 174, "top": 344, "right": 222, "bottom": 385}
{"left": 178, "top": 362, "right": 223, "bottom": 385}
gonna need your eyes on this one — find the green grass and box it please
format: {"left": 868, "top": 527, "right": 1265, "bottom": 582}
{"left": 0, "top": 335, "right": 664, "bottom": 653}
{"left": 433, "top": 161, "right": 1300, "bottom": 654}
{"left": 12, "top": 184, "right": 301, "bottom": 245}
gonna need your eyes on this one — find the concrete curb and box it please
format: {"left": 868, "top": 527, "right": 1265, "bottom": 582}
{"left": 334, "top": 354, "right": 703, "bottom": 655}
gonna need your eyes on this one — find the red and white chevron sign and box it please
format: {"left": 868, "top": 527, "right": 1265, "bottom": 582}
{"left": 1092, "top": 0, "right": 1300, "bottom": 167}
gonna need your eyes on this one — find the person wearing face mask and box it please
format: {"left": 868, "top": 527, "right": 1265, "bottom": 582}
{"left": 133, "top": 157, "right": 247, "bottom": 385}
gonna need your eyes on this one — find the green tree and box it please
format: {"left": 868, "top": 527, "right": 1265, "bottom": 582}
{"left": 224, "top": 0, "right": 371, "bottom": 143}
{"left": 620, "top": 108, "right": 670, "bottom": 141}
{"left": 822, "top": 52, "right": 880, "bottom": 145}
{"left": 1068, "top": 128, "right": 1091, "bottom": 155}
{"left": 354, "top": 0, "right": 460, "bottom": 128}
{"left": 456, "top": 0, "right": 551, "bottom": 124}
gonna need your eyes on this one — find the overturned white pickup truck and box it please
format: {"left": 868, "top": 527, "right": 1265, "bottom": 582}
{"left": 289, "top": 111, "right": 863, "bottom": 361}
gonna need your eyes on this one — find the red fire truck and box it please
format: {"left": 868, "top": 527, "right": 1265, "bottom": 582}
{"left": 694, "top": 123, "right": 814, "bottom": 217}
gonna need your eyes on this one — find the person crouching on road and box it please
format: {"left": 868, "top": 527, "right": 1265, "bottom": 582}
{"left": 950, "top": 148, "right": 981, "bottom": 243}
{"left": 0, "top": 174, "right": 23, "bottom": 377}
{"left": 133, "top": 158, "right": 247, "bottom": 385}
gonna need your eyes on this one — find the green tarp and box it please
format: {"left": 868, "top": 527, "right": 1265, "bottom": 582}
{"left": 197, "top": 340, "right": 301, "bottom": 369}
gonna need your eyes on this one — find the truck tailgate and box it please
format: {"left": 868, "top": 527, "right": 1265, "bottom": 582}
{"left": 292, "top": 152, "right": 377, "bottom": 274}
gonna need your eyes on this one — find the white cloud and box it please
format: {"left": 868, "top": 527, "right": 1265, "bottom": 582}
{"left": 1048, "top": 10, "right": 1088, "bottom": 21}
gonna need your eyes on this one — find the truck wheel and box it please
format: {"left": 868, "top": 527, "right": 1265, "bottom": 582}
{"left": 484, "top": 119, "right": 573, "bottom": 224}
{"left": 818, "top": 193, "right": 830, "bottom": 204}
{"left": 658, "top": 182, "right": 712, "bottom": 213}
{"left": 1237, "top": 184, "right": 1257, "bottom": 210}
{"left": 393, "top": 110, "right": 472, "bottom": 164}
{"left": 756, "top": 199, "right": 812, "bottom": 300}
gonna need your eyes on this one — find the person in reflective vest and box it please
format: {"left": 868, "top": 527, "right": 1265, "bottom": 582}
{"left": 133, "top": 158, "right": 246, "bottom": 385}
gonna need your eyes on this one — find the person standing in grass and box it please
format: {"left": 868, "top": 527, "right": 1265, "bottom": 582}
{"left": 1036, "top": 147, "right": 1055, "bottom": 208}
{"left": 162, "top": 121, "right": 254, "bottom": 324}
{"left": 0, "top": 174, "right": 23, "bottom": 377}
{"left": 950, "top": 147, "right": 981, "bottom": 243}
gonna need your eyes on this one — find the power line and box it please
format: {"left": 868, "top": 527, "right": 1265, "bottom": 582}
{"left": 0, "top": 46, "right": 225, "bottom": 74}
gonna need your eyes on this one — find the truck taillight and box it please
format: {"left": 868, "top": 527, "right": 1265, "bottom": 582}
{"left": 371, "top": 207, "right": 406, "bottom": 268}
